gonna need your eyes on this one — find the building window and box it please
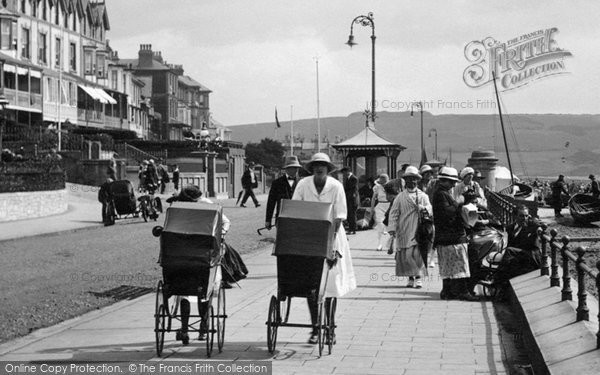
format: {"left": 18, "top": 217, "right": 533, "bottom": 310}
{"left": 96, "top": 53, "right": 105, "bottom": 77}
{"left": 72, "top": 12, "right": 76, "bottom": 31}
{"left": 38, "top": 32, "right": 47, "bottom": 64}
{"left": 69, "top": 42, "right": 76, "bottom": 71}
{"left": 55, "top": 37, "right": 61, "bottom": 68}
{"left": 110, "top": 70, "right": 118, "bottom": 90}
{"left": 0, "top": 18, "right": 17, "bottom": 50}
{"left": 31, "top": 74, "right": 41, "bottom": 94}
{"left": 20, "top": 0, "right": 25, "bottom": 13}
{"left": 55, "top": 4, "right": 59, "bottom": 25}
{"left": 17, "top": 69, "right": 28, "bottom": 92}
{"left": 3, "top": 66, "right": 15, "bottom": 89}
{"left": 20, "top": 27, "right": 29, "bottom": 58}
{"left": 32, "top": 1, "right": 37, "bottom": 17}
{"left": 64, "top": 11, "right": 68, "bottom": 28}
{"left": 84, "top": 50, "right": 93, "bottom": 74}
{"left": 42, "top": 0, "right": 47, "bottom": 21}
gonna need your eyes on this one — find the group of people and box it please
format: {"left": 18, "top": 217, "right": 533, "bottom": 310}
{"left": 137, "top": 160, "right": 179, "bottom": 194}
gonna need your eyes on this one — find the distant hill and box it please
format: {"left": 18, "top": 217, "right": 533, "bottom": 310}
{"left": 228, "top": 111, "right": 600, "bottom": 177}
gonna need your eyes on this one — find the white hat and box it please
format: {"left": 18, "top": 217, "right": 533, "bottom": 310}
{"left": 460, "top": 167, "right": 475, "bottom": 180}
{"left": 438, "top": 166, "right": 460, "bottom": 181}
{"left": 419, "top": 164, "right": 433, "bottom": 174}
{"left": 403, "top": 166, "right": 421, "bottom": 179}
{"left": 305, "top": 152, "right": 336, "bottom": 173}
{"left": 283, "top": 155, "right": 301, "bottom": 168}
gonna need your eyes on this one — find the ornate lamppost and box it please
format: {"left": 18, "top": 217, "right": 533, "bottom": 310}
{"left": 428, "top": 128, "right": 438, "bottom": 160}
{"left": 346, "top": 12, "right": 376, "bottom": 125}
{"left": 411, "top": 101, "right": 425, "bottom": 166}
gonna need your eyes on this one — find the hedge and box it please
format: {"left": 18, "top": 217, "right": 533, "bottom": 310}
{"left": 0, "top": 160, "right": 65, "bottom": 193}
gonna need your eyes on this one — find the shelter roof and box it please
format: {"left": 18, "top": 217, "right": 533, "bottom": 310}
{"left": 333, "top": 126, "right": 405, "bottom": 150}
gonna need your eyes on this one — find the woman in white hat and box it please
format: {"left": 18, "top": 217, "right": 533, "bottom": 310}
{"left": 453, "top": 167, "right": 486, "bottom": 208}
{"left": 292, "top": 152, "right": 357, "bottom": 344}
{"left": 386, "top": 166, "right": 432, "bottom": 288}
{"left": 370, "top": 173, "right": 391, "bottom": 251}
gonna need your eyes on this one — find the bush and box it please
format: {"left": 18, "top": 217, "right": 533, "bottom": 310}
{"left": 0, "top": 159, "right": 65, "bottom": 193}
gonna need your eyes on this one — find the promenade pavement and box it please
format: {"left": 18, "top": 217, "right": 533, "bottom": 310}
{"left": 0, "top": 222, "right": 510, "bottom": 374}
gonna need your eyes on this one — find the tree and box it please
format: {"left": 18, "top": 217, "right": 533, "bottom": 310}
{"left": 244, "top": 138, "right": 285, "bottom": 171}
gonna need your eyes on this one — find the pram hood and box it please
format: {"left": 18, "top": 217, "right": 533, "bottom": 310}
{"left": 162, "top": 202, "right": 222, "bottom": 238}
{"left": 109, "top": 180, "right": 135, "bottom": 196}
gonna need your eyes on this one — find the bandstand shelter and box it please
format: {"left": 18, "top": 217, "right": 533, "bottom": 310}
{"left": 332, "top": 125, "right": 405, "bottom": 179}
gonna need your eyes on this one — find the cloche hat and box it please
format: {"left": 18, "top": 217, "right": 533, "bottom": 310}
{"left": 403, "top": 166, "right": 422, "bottom": 179}
{"left": 305, "top": 152, "right": 336, "bottom": 173}
{"left": 419, "top": 164, "right": 433, "bottom": 175}
{"left": 438, "top": 166, "right": 460, "bottom": 181}
{"left": 283, "top": 155, "right": 301, "bottom": 168}
{"left": 459, "top": 167, "right": 475, "bottom": 180}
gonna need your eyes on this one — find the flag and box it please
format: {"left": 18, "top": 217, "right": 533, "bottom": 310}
{"left": 275, "top": 107, "right": 281, "bottom": 128}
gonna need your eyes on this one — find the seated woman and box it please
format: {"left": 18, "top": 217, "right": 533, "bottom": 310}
{"left": 492, "top": 205, "right": 541, "bottom": 286}
{"left": 165, "top": 185, "right": 234, "bottom": 345}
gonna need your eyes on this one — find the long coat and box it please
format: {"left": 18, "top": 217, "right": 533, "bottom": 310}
{"left": 344, "top": 173, "right": 360, "bottom": 209}
{"left": 266, "top": 174, "right": 297, "bottom": 222}
{"left": 292, "top": 176, "right": 357, "bottom": 297}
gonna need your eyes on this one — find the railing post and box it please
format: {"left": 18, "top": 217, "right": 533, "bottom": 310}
{"left": 550, "top": 229, "right": 560, "bottom": 287}
{"left": 596, "top": 260, "right": 600, "bottom": 349}
{"left": 539, "top": 224, "right": 549, "bottom": 276}
{"left": 561, "top": 236, "right": 572, "bottom": 301}
{"left": 575, "top": 247, "right": 589, "bottom": 321}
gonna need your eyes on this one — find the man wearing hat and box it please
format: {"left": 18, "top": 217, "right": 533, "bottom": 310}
{"left": 432, "top": 166, "right": 477, "bottom": 301}
{"left": 589, "top": 174, "right": 600, "bottom": 199}
{"left": 341, "top": 166, "right": 360, "bottom": 234}
{"left": 265, "top": 156, "right": 302, "bottom": 229}
{"left": 240, "top": 162, "right": 261, "bottom": 208}
{"left": 550, "top": 174, "right": 569, "bottom": 217}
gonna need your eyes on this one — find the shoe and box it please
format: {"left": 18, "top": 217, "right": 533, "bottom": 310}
{"left": 457, "top": 293, "right": 480, "bottom": 302}
{"left": 325, "top": 333, "right": 336, "bottom": 345}
{"left": 308, "top": 333, "right": 319, "bottom": 344}
{"left": 198, "top": 332, "right": 206, "bottom": 341}
{"left": 240, "top": 204, "right": 247, "bottom": 208}
{"left": 406, "top": 278, "right": 415, "bottom": 288}
{"left": 478, "top": 279, "right": 494, "bottom": 287}
{"left": 376, "top": 246, "right": 382, "bottom": 251}
{"left": 428, "top": 262, "right": 435, "bottom": 268}
{"left": 222, "top": 281, "right": 233, "bottom": 289}
{"left": 415, "top": 279, "right": 423, "bottom": 289}
{"left": 176, "top": 330, "right": 190, "bottom": 345}
{"left": 255, "top": 203, "right": 261, "bottom": 207}
{"left": 440, "top": 290, "right": 456, "bottom": 300}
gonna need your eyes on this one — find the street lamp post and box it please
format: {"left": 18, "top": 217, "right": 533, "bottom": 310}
{"left": 346, "top": 12, "right": 376, "bottom": 125}
{"left": 0, "top": 92, "right": 9, "bottom": 155}
{"left": 410, "top": 102, "right": 425, "bottom": 166}
{"left": 428, "top": 128, "right": 438, "bottom": 160}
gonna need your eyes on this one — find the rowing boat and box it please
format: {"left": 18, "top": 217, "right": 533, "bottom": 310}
{"left": 568, "top": 193, "right": 600, "bottom": 224}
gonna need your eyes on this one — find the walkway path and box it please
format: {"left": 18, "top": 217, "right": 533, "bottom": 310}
{"left": 0, "top": 229, "right": 508, "bottom": 374}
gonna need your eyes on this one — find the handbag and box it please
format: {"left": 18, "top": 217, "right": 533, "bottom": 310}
{"left": 415, "top": 192, "right": 434, "bottom": 263}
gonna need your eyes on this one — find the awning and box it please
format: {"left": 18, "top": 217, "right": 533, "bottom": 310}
{"left": 94, "top": 88, "right": 117, "bottom": 105}
{"left": 78, "top": 84, "right": 108, "bottom": 104}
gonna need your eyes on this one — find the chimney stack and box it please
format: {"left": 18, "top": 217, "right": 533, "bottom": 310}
{"left": 138, "top": 44, "right": 153, "bottom": 67}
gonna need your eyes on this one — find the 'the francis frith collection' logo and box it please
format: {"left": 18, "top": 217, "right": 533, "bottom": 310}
{"left": 463, "top": 28, "right": 572, "bottom": 90}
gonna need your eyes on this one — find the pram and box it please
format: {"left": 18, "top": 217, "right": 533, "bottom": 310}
{"left": 469, "top": 225, "right": 507, "bottom": 298}
{"left": 109, "top": 180, "right": 138, "bottom": 218}
{"left": 152, "top": 202, "right": 227, "bottom": 357}
{"left": 266, "top": 199, "right": 338, "bottom": 357}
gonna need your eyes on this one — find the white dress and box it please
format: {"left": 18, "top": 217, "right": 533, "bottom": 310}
{"left": 292, "top": 176, "right": 357, "bottom": 297}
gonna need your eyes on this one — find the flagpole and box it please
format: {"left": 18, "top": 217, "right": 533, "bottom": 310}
{"left": 315, "top": 56, "right": 321, "bottom": 152}
{"left": 290, "top": 105, "right": 294, "bottom": 155}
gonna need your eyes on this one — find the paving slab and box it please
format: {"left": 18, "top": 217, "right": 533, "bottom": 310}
{"left": 0, "top": 227, "right": 511, "bottom": 374}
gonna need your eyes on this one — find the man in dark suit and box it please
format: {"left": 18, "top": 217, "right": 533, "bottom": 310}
{"left": 493, "top": 206, "right": 541, "bottom": 284}
{"left": 265, "top": 156, "right": 301, "bottom": 229}
{"left": 341, "top": 166, "right": 360, "bottom": 234}
{"left": 240, "top": 162, "right": 260, "bottom": 207}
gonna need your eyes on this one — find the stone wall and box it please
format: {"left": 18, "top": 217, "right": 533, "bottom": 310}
{"left": 0, "top": 189, "right": 68, "bottom": 222}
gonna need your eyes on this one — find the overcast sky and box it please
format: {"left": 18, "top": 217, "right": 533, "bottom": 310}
{"left": 105, "top": 0, "right": 600, "bottom": 126}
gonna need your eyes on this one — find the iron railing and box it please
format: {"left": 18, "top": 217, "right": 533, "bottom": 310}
{"left": 538, "top": 226, "right": 600, "bottom": 348}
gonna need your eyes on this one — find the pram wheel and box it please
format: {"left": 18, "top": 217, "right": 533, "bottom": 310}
{"left": 154, "top": 280, "right": 166, "bottom": 356}
{"left": 216, "top": 286, "right": 227, "bottom": 353}
{"left": 266, "top": 296, "right": 279, "bottom": 353}
{"left": 140, "top": 200, "right": 148, "bottom": 222}
{"left": 205, "top": 304, "right": 215, "bottom": 357}
{"left": 325, "top": 298, "right": 337, "bottom": 354}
